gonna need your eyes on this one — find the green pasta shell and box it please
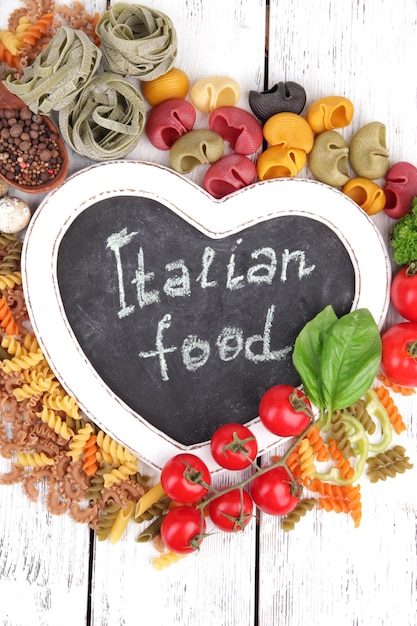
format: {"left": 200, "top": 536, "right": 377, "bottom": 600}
{"left": 349, "top": 121, "right": 390, "bottom": 179}
{"left": 169, "top": 130, "right": 225, "bottom": 174}
{"left": 308, "top": 130, "right": 349, "bottom": 186}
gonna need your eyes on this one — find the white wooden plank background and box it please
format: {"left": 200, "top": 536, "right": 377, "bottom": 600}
{"left": 0, "top": 1, "right": 416, "bottom": 625}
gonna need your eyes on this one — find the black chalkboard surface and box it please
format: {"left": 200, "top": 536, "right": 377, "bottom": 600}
{"left": 57, "top": 195, "right": 355, "bottom": 445}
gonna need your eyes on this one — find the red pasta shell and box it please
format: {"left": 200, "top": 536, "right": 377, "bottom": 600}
{"left": 203, "top": 154, "right": 257, "bottom": 198}
{"left": 384, "top": 161, "right": 417, "bottom": 219}
{"left": 208, "top": 106, "right": 263, "bottom": 155}
{"left": 146, "top": 98, "right": 196, "bottom": 150}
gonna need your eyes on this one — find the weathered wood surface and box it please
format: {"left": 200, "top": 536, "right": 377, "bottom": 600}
{"left": 0, "top": 1, "right": 416, "bottom": 625}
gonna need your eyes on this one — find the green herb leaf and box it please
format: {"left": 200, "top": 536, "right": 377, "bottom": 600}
{"left": 292, "top": 304, "right": 338, "bottom": 409}
{"left": 320, "top": 308, "right": 381, "bottom": 414}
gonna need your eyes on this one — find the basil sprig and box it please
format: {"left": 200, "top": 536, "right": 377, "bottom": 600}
{"left": 292, "top": 305, "right": 382, "bottom": 429}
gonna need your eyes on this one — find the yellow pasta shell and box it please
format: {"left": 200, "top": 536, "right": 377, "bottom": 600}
{"left": 306, "top": 96, "right": 354, "bottom": 134}
{"left": 308, "top": 130, "right": 350, "bottom": 186}
{"left": 342, "top": 178, "right": 386, "bottom": 215}
{"left": 256, "top": 145, "right": 307, "bottom": 180}
{"left": 349, "top": 121, "right": 390, "bottom": 179}
{"left": 190, "top": 76, "right": 240, "bottom": 113}
{"left": 263, "top": 112, "right": 314, "bottom": 153}
{"left": 141, "top": 68, "right": 190, "bottom": 106}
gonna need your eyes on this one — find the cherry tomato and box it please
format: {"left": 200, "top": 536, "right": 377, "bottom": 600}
{"left": 381, "top": 321, "right": 417, "bottom": 387}
{"left": 208, "top": 488, "right": 253, "bottom": 532}
{"left": 160, "top": 506, "right": 206, "bottom": 554}
{"left": 259, "top": 384, "right": 312, "bottom": 437}
{"left": 391, "top": 266, "right": 417, "bottom": 322}
{"left": 161, "top": 453, "right": 211, "bottom": 503}
{"left": 210, "top": 423, "right": 258, "bottom": 470}
{"left": 250, "top": 465, "right": 300, "bottom": 515}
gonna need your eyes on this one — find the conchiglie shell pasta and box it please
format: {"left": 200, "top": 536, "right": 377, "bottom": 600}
{"left": 190, "top": 76, "right": 241, "bottom": 113}
{"left": 263, "top": 112, "right": 314, "bottom": 153}
{"left": 141, "top": 68, "right": 190, "bottom": 106}
{"left": 342, "top": 178, "right": 386, "bottom": 215}
{"left": 308, "top": 130, "right": 350, "bottom": 186}
{"left": 169, "top": 129, "right": 224, "bottom": 174}
{"left": 349, "top": 121, "right": 390, "bottom": 179}
{"left": 306, "top": 96, "right": 354, "bottom": 134}
{"left": 256, "top": 145, "right": 307, "bottom": 180}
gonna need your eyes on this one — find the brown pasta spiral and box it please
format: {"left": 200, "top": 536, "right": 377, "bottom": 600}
{"left": 282, "top": 498, "right": 317, "bottom": 531}
{"left": 366, "top": 445, "right": 413, "bottom": 483}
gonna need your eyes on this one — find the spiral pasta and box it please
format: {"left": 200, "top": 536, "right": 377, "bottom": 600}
{"left": 298, "top": 438, "right": 316, "bottom": 482}
{"left": 366, "top": 445, "right": 413, "bottom": 483}
{"left": 305, "top": 424, "right": 329, "bottom": 461}
{"left": 1, "top": 349, "right": 44, "bottom": 374}
{"left": 152, "top": 551, "right": 188, "bottom": 571}
{"left": 42, "top": 391, "right": 81, "bottom": 419}
{"left": 95, "top": 499, "right": 120, "bottom": 541}
{"left": 282, "top": 498, "right": 317, "bottom": 531}
{"left": 377, "top": 374, "right": 416, "bottom": 396}
{"left": 346, "top": 399, "right": 376, "bottom": 435}
{"left": 82, "top": 434, "right": 99, "bottom": 476}
{"left": 0, "top": 241, "right": 22, "bottom": 275}
{"left": 17, "top": 451, "right": 55, "bottom": 467}
{"left": 0, "top": 295, "right": 20, "bottom": 336}
{"left": 66, "top": 423, "right": 94, "bottom": 461}
{"left": 37, "top": 406, "right": 74, "bottom": 441}
{"left": 96, "top": 430, "right": 136, "bottom": 466}
{"left": 374, "top": 385, "right": 407, "bottom": 434}
{"left": 22, "top": 12, "right": 55, "bottom": 47}
{"left": 0, "top": 273, "right": 23, "bottom": 290}
{"left": 328, "top": 439, "right": 355, "bottom": 479}
{"left": 327, "top": 412, "right": 354, "bottom": 457}
{"left": 103, "top": 460, "right": 138, "bottom": 488}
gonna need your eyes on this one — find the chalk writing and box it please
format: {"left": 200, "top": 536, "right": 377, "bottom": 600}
{"left": 106, "top": 229, "right": 316, "bottom": 318}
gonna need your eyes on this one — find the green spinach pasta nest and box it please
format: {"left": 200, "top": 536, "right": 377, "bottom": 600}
{"left": 96, "top": 3, "right": 177, "bottom": 80}
{"left": 58, "top": 72, "right": 146, "bottom": 161}
{"left": 4, "top": 27, "right": 102, "bottom": 115}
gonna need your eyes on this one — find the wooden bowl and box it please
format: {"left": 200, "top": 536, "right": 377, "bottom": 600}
{"left": 0, "top": 80, "right": 69, "bottom": 194}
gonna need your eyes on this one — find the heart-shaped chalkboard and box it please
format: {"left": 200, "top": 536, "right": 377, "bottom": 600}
{"left": 22, "top": 162, "right": 390, "bottom": 471}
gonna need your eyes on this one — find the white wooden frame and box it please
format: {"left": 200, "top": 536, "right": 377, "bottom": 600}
{"left": 22, "top": 160, "right": 391, "bottom": 471}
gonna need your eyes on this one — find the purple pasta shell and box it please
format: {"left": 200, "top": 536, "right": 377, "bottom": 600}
{"left": 208, "top": 106, "right": 263, "bottom": 155}
{"left": 146, "top": 98, "right": 196, "bottom": 150}
{"left": 203, "top": 154, "right": 257, "bottom": 198}
{"left": 249, "top": 82, "right": 307, "bottom": 122}
{"left": 384, "top": 161, "right": 417, "bottom": 219}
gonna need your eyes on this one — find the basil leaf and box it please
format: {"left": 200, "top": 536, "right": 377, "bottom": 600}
{"left": 292, "top": 304, "right": 338, "bottom": 408}
{"left": 320, "top": 308, "right": 382, "bottom": 413}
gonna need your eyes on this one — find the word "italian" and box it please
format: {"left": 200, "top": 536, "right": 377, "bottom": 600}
{"left": 106, "top": 228, "right": 316, "bottom": 320}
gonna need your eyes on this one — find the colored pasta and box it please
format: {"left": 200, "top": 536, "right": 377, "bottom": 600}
{"left": 366, "top": 445, "right": 413, "bottom": 483}
{"left": 282, "top": 498, "right": 317, "bottom": 531}
{"left": 374, "top": 385, "right": 407, "bottom": 434}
